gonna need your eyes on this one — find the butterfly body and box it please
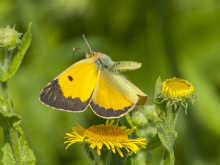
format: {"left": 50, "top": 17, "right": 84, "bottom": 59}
{"left": 40, "top": 43, "right": 148, "bottom": 118}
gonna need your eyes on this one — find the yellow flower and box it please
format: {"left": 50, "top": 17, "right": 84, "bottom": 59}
{"left": 64, "top": 120, "right": 147, "bottom": 157}
{"left": 161, "top": 78, "right": 195, "bottom": 111}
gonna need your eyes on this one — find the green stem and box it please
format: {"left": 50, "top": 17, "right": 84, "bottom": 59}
{"left": 82, "top": 138, "right": 99, "bottom": 165}
{"left": 160, "top": 106, "right": 178, "bottom": 165}
{"left": 0, "top": 49, "right": 7, "bottom": 72}
{"left": 3, "top": 48, "right": 13, "bottom": 73}
{"left": 3, "top": 48, "right": 9, "bottom": 72}
{"left": 100, "top": 149, "right": 112, "bottom": 165}
{"left": 169, "top": 105, "right": 179, "bottom": 133}
{"left": 1, "top": 81, "right": 23, "bottom": 165}
{"left": 126, "top": 114, "right": 140, "bottom": 136}
{"left": 135, "top": 149, "right": 148, "bottom": 165}
{"left": 160, "top": 148, "right": 169, "bottom": 165}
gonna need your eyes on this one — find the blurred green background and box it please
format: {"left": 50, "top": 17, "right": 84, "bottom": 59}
{"left": 1, "top": 0, "right": 220, "bottom": 164}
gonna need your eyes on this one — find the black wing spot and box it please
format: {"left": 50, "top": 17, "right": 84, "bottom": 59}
{"left": 68, "top": 76, "right": 73, "bottom": 81}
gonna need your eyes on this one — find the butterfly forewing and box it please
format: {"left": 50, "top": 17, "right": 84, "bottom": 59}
{"left": 40, "top": 58, "right": 99, "bottom": 112}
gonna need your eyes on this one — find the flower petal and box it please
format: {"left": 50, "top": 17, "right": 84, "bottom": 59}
{"left": 103, "top": 141, "right": 110, "bottom": 150}
{"left": 116, "top": 147, "right": 124, "bottom": 157}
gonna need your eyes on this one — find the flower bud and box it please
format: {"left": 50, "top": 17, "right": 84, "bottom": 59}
{"left": 0, "top": 25, "right": 22, "bottom": 50}
{"left": 144, "top": 105, "right": 158, "bottom": 123}
{"left": 146, "top": 127, "right": 157, "bottom": 139}
{"left": 132, "top": 111, "right": 148, "bottom": 126}
{"left": 161, "top": 78, "right": 195, "bottom": 113}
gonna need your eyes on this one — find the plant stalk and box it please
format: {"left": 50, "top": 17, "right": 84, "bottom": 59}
{"left": 169, "top": 105, "right": 179, "bottom": 133}
{"left": 1, "top": 81, "right": 23, "bottom": 165}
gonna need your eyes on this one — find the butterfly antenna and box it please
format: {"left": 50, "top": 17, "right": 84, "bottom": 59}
{"left": 72, "top": 48, "right": 77, "bottom": 63}
{"left": 83, "top": 34, "right": 92, "bottom": 52}
{"left": 73, "top": 48, "right": 89, "bottom": 53}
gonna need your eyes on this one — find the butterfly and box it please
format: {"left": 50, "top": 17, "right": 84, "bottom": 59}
{"left": 39, "top": 35, "right": 148, "bottom": 118}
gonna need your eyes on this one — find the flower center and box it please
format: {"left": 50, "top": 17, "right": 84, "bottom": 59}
{"left": 162, "top": 78, "right": 194, "bottom": 99}
{"left": 83, "top": 125, "right": 128, "bottom": 143}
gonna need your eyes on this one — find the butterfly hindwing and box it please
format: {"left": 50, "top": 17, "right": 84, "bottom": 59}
{"left": 120, "top": 76, "right": 148, "bottom": 105}
{"left": 90, "top": 69, "right": 143, "bottom": 118}
{"left": 40, "top": 58, "right": 99, "bottom": 112}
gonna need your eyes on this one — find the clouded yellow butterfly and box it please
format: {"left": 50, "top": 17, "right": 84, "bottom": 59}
{"left": 39, "top": 35, "right": 148, "bottom": 118}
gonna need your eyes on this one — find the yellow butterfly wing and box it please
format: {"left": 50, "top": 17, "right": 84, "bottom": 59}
{"left": 90, "top": 69, "right": 148, "bottom": 118}
{"left": 40, "top": 58, "right": 99, "bottom": 112}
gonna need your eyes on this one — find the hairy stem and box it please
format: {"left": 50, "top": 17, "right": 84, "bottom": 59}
{"left": 1, "top": 81, "right": 23, "bottom": 165}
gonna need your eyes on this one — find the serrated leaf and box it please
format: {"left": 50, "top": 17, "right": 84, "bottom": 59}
{"left": 155, "top": 76, "right": 162, "bottom": 97}
{"left": 154, "top": 77, "right": 167, "bottom": 121}
{"left": 0, "top": 109, "right": 21, "bottom": 130}
{"left": 0, "top": 109, "right": 36, "bottom": 165}
{"left": 1, "top": 125, "right": 36, "bottom": 165}
{"left": 0, "top": 22, "right": 32, "bottom": 81}
{"left": 16, "top": 126, "right": 36, "bottom": 164}
{"left": 157, "top": 121, "right": 175, "bottom": 154}
{"left": 157, "top": 121, "right": 175, "bottom": 165}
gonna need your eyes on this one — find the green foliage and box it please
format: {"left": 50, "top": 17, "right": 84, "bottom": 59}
{"left": 0, "top": 109, "right": 21, "bottom": 130}
{"left": 0, "top": 23, "right": 35, "bottom": 165}
{"left": 154, "top": 77, "right": 167, "bottom": 121}
{"left": 154, "top": 77, "right": 176, "bottom": 165}
{"left": 0, "top": 22, "right": 32, "bottom": 82}
{"left": 1, "top": 125, "right": 36, "bottom": 165}
{"left": 157, "top": 121, "right": 175, "bottom": 165}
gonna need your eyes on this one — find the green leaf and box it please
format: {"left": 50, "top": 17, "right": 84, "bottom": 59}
{"left": 157, "top": 121, "right": 175, "bottom": 165}
{"left": 0, "top": 109, "right": 36, "bottom": 165}
{"left": 1, "top": 125, "right": 36, "bottom": 165}
{"left": 155, "top": 76, "right": 162, "bottom": 97}
{"left": 160, "top": 150, "right": 175, "bottom": 165}
{"left": 16, "top": 126, "right": 36, "bottom": 165}
{"left": 154, "top": 77, "right": 167, "bottom": 121}
{"left": 0, "top": 22, "right": 32, "bottom": 81}
{"left": 0, "top": 109, "right": 21, "bottom": 130}
{"left": 145, "top": 134, "right": 161, "bottom": 151}
{"left": 0, "top": 109, "right": 35, "bottom": 165}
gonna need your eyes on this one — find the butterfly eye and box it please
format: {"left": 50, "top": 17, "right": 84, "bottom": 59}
{"left": 86, "top": 53, "right": 94, "bottom": 58}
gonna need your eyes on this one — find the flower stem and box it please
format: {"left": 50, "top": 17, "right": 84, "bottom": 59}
{"left": 135, "top": 149, "right": 147, "bottom": 165}
{"left": 3, "top": 48, "right": 9, "bottom": 72}
{"left": 100, "top": 149, "right": 112, "bottom": 165}
{"left": 160, "top": 148, "right": 169, "bottom": 165}
{"left": 160, "top": 105, "right": 178, "bottom": 165}
{"left": 126, "top": 114, "right": 140, "bottom": 136}
{"left": 1, "top": 81, "right": 23, "bottom": 165}
{"left": 169, "top": 105, "right": 179, "bottom": 133}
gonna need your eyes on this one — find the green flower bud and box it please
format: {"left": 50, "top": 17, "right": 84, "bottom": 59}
{"left": 0, "top": 25, "right": 22, "bottom": 50}
{"left": 144, "top": 105, "right": 159, "bottom": 123}
{"left": 132, "top": 111, "right": 148, "bottom": 126}
{"left": 146, "top": 127, "right": 157, "bottom": 139}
